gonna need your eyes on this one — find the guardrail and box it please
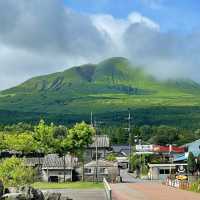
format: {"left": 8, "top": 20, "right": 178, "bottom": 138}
{"left": 103, "top": 178, "right": 112, "bottom": 200}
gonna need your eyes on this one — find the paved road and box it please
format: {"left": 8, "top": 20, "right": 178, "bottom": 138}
{"left": 112, "top": 170, "right": 200, "bottom": 200}
{"left": 120, "top": 169, "right": 144, "bottom": 183}
{"left": 111, "top": 182, "right": 200, "bottom": 200}
{"left": 43, "top": 189, "right": 107, "bottom": 200}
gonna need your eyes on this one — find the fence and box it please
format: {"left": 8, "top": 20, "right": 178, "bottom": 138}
{"left": 103, "top": 178, "right": 112, "bottom": 200}
{"left": 166, "top": 178, "right": 190, "bottom": 190}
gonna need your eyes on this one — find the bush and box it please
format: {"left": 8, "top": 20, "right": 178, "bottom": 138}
{"left": 189, "top": 180, "right": 200, "bottom": 193}
{"left": 106, "top": 153, "right": 117, "bottom": 161}
{"left": 0, "top": 156, "right": 35, "bottom": 187}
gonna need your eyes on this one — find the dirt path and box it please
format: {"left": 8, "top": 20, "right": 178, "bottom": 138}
{"left": 111, "top": 182, "right": 200, "bottom": 200}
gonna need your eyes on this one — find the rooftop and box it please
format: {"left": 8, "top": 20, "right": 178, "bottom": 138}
{"left": 89, "top": 135, "right": 110, "bottom": 148}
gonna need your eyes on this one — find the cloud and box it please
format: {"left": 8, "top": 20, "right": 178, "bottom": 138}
{"left": 0, "top": 0, "right": 200, "bottom": 90}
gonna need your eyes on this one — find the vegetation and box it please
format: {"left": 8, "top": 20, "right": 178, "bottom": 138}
{"left": 106, "top": 153, "right": 117, "bottom": 161}
{"left": 1, "top": 57, "right": 200, "bottom": 129}
{"left": 187, "top": 152, "right": 197, "bottom": 175}
{"left": 189, "top": 180, "right": 200, "bottom": 193}
{"left": 0, "top": 157, "right": 35, "bottom": 187}
{"left": 32, "top": 182, "right": 103, "bottom": 189}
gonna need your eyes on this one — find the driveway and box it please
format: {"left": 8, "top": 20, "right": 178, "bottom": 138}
{"left": 42, "top": 189, "right": 107, "bottom": 200}
{"left": 120, "top": 169, "right": 145, "bottom": 183}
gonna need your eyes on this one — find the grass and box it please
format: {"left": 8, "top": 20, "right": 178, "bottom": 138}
{"left": 32, "top": 181, "right": 104, "bottom": 190}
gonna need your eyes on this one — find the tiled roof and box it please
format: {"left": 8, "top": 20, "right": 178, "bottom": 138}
{"left": 112, "top": 145, "right": 131, "bottom": 156}
{"left": 25, "top": 157, "right": 44, "bottom": 166}
{"left": 42, "top": 154, "right": 74, "bottom": 169}
{"left": 89, "top": 135, "right": 110, "bottom": 148}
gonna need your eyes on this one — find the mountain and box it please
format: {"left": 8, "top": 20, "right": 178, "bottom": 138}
{"left": 1, "top": 57, "right": 200, "bottom": 127}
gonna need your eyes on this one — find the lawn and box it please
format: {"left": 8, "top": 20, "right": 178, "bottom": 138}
{"left": 32, "top": 182, "right": 104, "bottom": 190}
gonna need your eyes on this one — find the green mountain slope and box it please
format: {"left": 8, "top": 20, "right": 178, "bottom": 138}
{"left": 0, "top": 57, "right": 200, "bottom": 126}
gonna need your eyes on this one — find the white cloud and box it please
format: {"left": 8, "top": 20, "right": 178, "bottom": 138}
{"left": 0, "top": 0, "right": 200, "bottom": 90}
{"left": 128, "top": 12, "right": 160, "bottom": 30}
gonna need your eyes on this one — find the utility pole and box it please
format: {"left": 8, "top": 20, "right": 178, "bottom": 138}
{"left": 125, "top": 108, "right": 132, "bottom": 172}
{"left": 91, "top": 112, "right": 98, "bottom": 182}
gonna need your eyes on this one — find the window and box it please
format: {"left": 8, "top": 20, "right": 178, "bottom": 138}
{"left": 159, "top": 169, "right": 164, "bottom": 174}
{"left": 165, "top": 169, "right": 170, "bottom": 174}
{"left": 159, "top": 169, "right": 170, "bottom": 175}
{"left": 85, "top": 168, "right": 92, "bottom": 174}
{"left": 99, "top": 168, "right": 106, "bottom": 174}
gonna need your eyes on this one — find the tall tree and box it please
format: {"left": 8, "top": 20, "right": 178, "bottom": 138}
{"left": 33, "top": 120, "right": 57, "bottom": 154}
{"left": 67, "top": 121, "right": 95, "bottom": 181}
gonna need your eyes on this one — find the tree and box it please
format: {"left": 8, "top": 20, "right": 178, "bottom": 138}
{"left": 33, "top": 120, "right": 57, "bottom": 154}
{"left": 187, "top": 152, "right": 197, "bottom": 175}
{"left": 67, "top": 121, "right": 95, "bottom": 181}
{"left": 4, "top": 133, "right": 37, "bottom": 153}
{"left": 0, "top": 157, "right": 35, "bottom": 187}
{"left": 196, "top": 154, "right": 200, "bottom": 173}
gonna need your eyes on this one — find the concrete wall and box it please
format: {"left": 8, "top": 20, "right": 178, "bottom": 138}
{"left": 42, "top": 169, "right": 72, "bottom": 182}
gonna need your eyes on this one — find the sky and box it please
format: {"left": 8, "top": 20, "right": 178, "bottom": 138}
{"left": 0, "top": 0, "right": 200, "bottom": 90}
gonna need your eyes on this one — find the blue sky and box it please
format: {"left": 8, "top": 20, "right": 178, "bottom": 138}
{"left": 0, "top": 0, "right": 200, "bottom": 90}
{"left": 64, "top": 0, "right": 200, "bottom": 32}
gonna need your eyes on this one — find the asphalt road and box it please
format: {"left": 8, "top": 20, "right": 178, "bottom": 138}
{"left": 42, "top": 189, "right": 107, "bottom": 200}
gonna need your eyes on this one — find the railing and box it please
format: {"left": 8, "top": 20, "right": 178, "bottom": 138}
{"left": 103, "top": 178, "right": 112, "bottom": 200}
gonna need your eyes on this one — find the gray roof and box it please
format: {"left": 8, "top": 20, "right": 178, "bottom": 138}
{"left": 25, "top": 157, "right": 44, "bottom": 167}
{"left": 112, "top": 145, "right": 130, "bottom": 156}
{"left": 89, "top": 135, "right": 110, "bottom": 148}
{"left": 42, "top": 154, "right": 74, "bottom": 169}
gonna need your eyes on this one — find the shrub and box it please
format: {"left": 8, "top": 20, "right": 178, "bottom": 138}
{"left": 189, "top": 180, "right": 200, "bottom": 193}
{"left": 0, "top": 156, "right": 35, "bottom": 187}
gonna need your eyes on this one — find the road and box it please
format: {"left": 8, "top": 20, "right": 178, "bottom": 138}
{"left": 42, "top": 189, "right": 107, "bottom": 200}
{"left": 111, "top": 170, "right": 200, "bottom": 200}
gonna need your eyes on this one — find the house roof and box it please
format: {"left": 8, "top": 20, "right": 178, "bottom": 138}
{"left": 182, "top": 139, "right": 200, "bottom": 147}
{"left": 85, "top": 159, "right": 117, "bottom": 168}
{"left": 42, "top": 154, "right": 74, "bottom": 169}
{"left": 112, "top": 145, "right": 131, "bottom": 156}
{"left": 182, "top": 139, "right": 200, "bottom": 157}
{"left": 89, "top": 135, "right": 110, "bottom": 148}
{"left": 25, "top": 157, "right": 44, "bottom": 166}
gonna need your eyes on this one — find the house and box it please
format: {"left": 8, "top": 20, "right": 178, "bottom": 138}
{"left": 41, "top": 154, "right": 75, "bottom": 182}
{"left": 148, "top": 163, "right": 188, "bottom": 180}
{"left": 112, "top": 145, "right": 131, "bottom": 169}
{"left": 84, "top": 135, "right": 111, "bottom": 162}
{"left": 81, "top": 159, "right": 119, "bottom": 182}
{"left": 112, "top": 145, "right": 131, "bottom": 157}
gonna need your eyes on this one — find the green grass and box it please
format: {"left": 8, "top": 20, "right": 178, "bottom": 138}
{"left": 32, "top": 182, "right": 104, "bottom": 190}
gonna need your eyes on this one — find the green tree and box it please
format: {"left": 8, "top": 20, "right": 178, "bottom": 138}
{"left": 4, "top": 133, "right": 37, "bottom": 153}
{"left": 196, "top": 154, "right": 200, "bottom": 173}
{"left": 67, "top": 121, "right": 95, "bottom": 181}
{"left": 187, "top": 152, "right": 197, "bottom": 175}
{"left": 33, "top": 120, "right": 57, "bottom": 154}
{"left": 0, "top": 157, "right": 35, "bottom": 187}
